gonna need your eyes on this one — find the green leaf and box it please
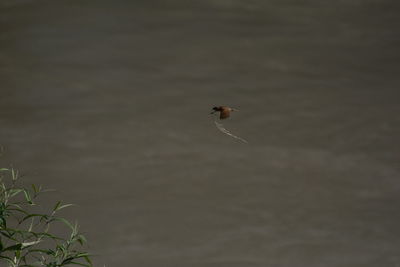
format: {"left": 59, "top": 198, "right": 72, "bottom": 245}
{"left": 29, "top": 248, "right": 55, "bottom": 255}
{"left": 31, "top": 184, "right": 38, "bottom": 194}
{"left": 76, "top": 234, "right": 87, "bottom": 245}
{"left": 0, "top": 217, "right": 6, "bottom": 228}
{"left": 74, "top": 252, "right": 90, "bottom": 258}
{"left": 9, "top": 189, "right": 23, "bottom": 198}
{"left": 21, "top": 240, "right": 42, "bottom": 248}
{"left": 53, "top": 201, "right": 61, "bottom": 212}
{"left": 31, "top": 232, "right": 64, "bottom": 241}
{"left": 0, "top": 255, "right": 14, "bottom": 265}
{"left": 52, "top": 217, "right": 75, "bottom": 231}
{"left": 53, "top": 201, "right": 74, "bottom": 213}
{"left": 8, "top": 203, "right": 24, "bottom": 210}
{"left": 0, "top": 230, "right": 13, "bottom": 239}
{"left": 21, "top": 213, "right": 48, "bottom": 224}
{"left": 8, "top": 207, "right": 29, "bottom": 216}
{"left": 11, "top": 168, "right": 18, "bottom": 181}
{"left": 84, "top": 255, "right": 92, "bottom": 265}
{"left": 23, "top": 189, "right": 33, "bottom": 204}
{"left": 15, "top": 249, "right": 21, "bottom": 258}
{"left": 62, "top": 257, "right": 74, "bottom": 265}
{"left": 3, "top": 243, "right": 22, "bottom": 251}
{"left": 59, "top": 204, "right": 74, "bottom": 212}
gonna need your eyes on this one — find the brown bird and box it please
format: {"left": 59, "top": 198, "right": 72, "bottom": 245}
{"left": 211, "top": 106, "right": 237, "bottom": 120}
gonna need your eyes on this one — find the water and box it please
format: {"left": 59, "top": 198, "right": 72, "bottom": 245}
{"left": 1, "top": 0, "right": 400, "bottom": 266}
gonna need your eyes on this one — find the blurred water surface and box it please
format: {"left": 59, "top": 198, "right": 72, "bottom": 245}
{"left": 1, "top": 0, "right": 400, "bottom": 266}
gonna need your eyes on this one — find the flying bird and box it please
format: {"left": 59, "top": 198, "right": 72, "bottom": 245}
{"left": 210, "top": 106, "right": 237, "bottom": 120}
{"left": 210, "top": 106, "right": 248, "bottom": 143}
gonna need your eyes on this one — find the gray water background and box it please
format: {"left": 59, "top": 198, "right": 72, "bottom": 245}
{"left": 1, "top": 0, "right": 400, "bottom": 266}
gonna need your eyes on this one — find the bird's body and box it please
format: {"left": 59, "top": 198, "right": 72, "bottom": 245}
{"left": 211, "top": 106, "right": 236, "bottom": 119}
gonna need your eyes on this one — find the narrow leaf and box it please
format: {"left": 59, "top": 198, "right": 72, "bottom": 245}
{"left": 3, "top": 243, "right": 22, "bottom": 251}
{"left": 21, "top": 240, "right": 42, "bottom": 248}
{"left": 53, "top": 217, "right": 75, "bottom": 231}
{"left": 23, "top": 189, "right": 33, "bottom": 204}
{"left": 9, "top": 189, "right": 23, "bottom": 198}
{"left": 21, "top": 214, "right": 47, "bottom": 223}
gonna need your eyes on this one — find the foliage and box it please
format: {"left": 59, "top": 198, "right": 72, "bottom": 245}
{"left": 0, "top": 168, "right": 92, "bottom": 267}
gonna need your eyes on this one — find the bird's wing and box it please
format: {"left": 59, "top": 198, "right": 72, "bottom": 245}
{"left": 214, "top": 120, "right": 248, "bottom": 143}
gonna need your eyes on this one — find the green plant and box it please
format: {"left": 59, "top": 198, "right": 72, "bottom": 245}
{"left": 0, "top": 168, "right": 92, "bottom": 267}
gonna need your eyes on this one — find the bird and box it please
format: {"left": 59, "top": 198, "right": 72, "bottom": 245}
{"left": 210, "top": 106, "right": 237, "bottom": 120}
{"left": 210, "top": 105, "right": 247, "bottom": 143}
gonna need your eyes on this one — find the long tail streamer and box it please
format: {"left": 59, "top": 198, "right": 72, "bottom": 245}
{"left": 214, "top": 119, "right": 248, "bottom": 143}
